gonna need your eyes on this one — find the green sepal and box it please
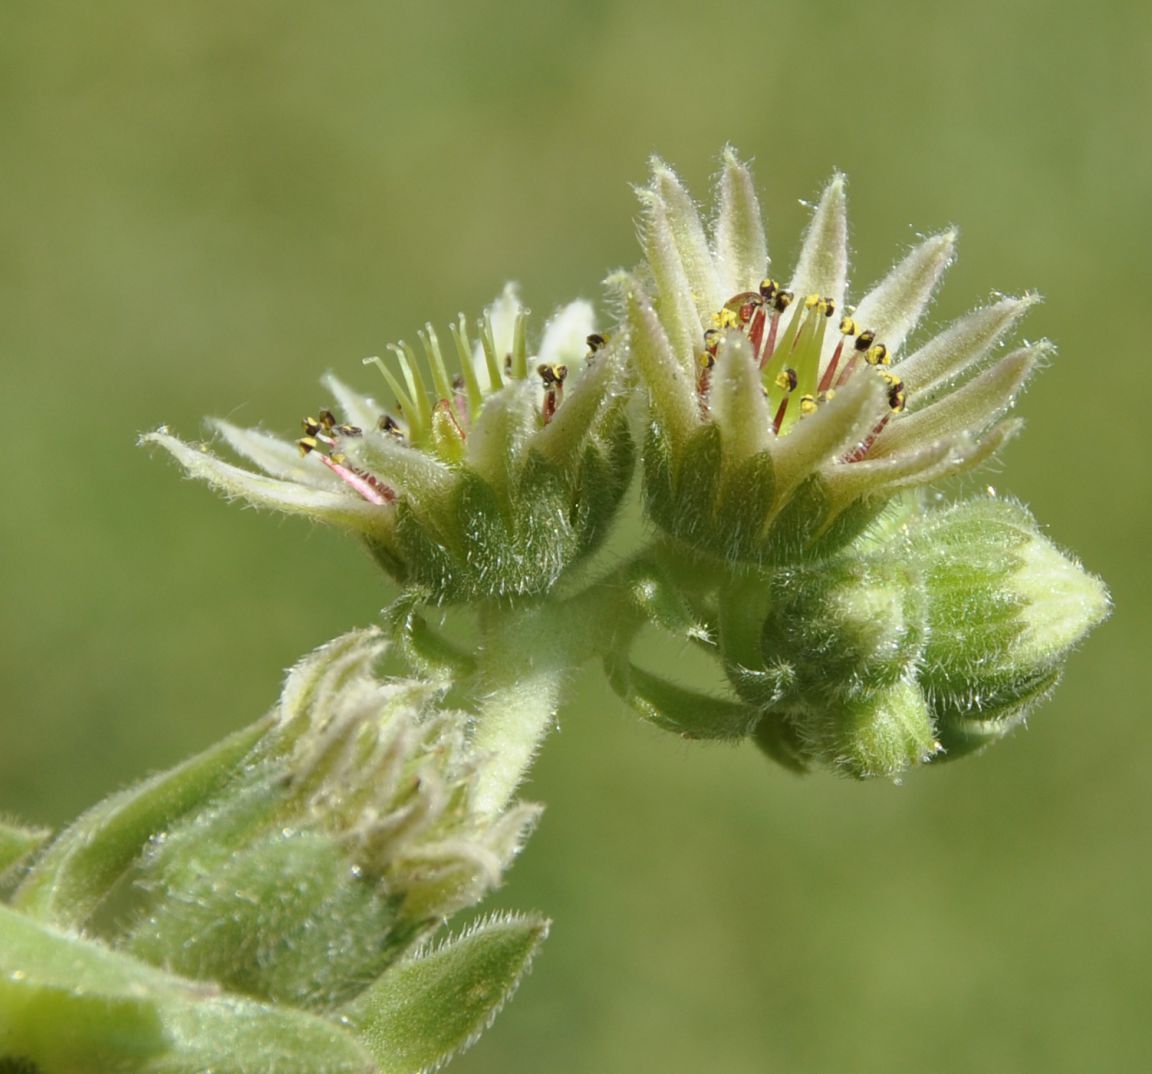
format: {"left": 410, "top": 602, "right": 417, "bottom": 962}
{"left": 605, "top": 653, "right": 761, "bottom": 741}
{"left": 382, "top": 593, "right": 476, "bottom": 677}
{"left": 715, "top": 448, "right": 776, "bottom": 561}
{"left": 751, "top": 714, "right": 811, "bottom": 775}
{"left": 341, "top": 912, "right": 549, "bottom": 1074}
{"left": 12, "top": 719, "right": 270, "bottom": 929}
{"left": 0, "top": 904, "right": 377, "bottom": 1074}
{"left": 643, "top": 422, "right": 722, "bottom": 551}
{"left": 0, "top": 824, "right": 51, "bottom": 881}
{"left": 762, "top": 474, "right": 884, "bottom": 565}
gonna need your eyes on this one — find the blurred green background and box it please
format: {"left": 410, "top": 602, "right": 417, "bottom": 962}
{"left": 2, "top": 1, "right": 1149, "bottom": 1070}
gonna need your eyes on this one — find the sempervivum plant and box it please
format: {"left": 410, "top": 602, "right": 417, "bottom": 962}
{"left": 0, "top": 149, "right": 1108, "bottom": 1074}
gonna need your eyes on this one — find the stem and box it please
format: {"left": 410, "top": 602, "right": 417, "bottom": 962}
{"left": 464, "top": 559, "right": 652, "bottom": 814}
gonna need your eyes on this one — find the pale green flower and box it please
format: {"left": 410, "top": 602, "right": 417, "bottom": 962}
{"left": 624, "top": 148, "right": 1046, "bottom": 563}
{"left": 144, "top": 288, "right": 632, "bottom": 602}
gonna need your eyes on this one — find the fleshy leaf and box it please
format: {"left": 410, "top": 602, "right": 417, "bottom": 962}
{"left": 0, "top": 822, "right": 50, "bottom": 879}
{"left": 342, "top": 912, "right": 549, "bottom": 1074}
{"left": 709, "top": 332, "right": 773, "bottom": 465}
{"left": 12, "top": 720, "right": 269, "bottom": 928}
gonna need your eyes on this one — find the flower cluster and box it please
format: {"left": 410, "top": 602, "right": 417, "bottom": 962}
{"left": 624, "top": 149, "right": 1045, "bottom": 563}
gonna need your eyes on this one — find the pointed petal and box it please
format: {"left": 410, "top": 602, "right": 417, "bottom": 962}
{"left": 210, "top": 420, "right": 343, "bottom": 490}
{"left": 709, "top": 331, "right": 773, "bottom": 465}
{"left": 714, "top": 146, "right": 768, "bottom": 293}
{"left": 614, "top": 274, "right": 699, "bottom": 450}
{"left": 349, "top": 430, "right": 456, "bottom": 499}
{"left": 637, "top": 187, "right": 707, "bottom": 361}
{"left": 898, "top": 294, "right": 1040, "bottom": 399}
{"left": 823, "top": 436, "right": 956, "bottom": 507}
{"left": 465, "top": 380, "right": 538, "bottom": 488}
{"left": 322, "top": 372, "right": 387, "bottom": 432}
{"left": 142, "top": 430, "right": 386, "bottom": 531}
{"left": 538, "top": 299, "right": 596, "bottom": 366}
{"left": 870, "top": 344, "right": 1044, "bottom": 458}
{"left": 852, "top": 230, "right": 957, "bottom": 355}
{"left": 772, "top": 372, "right": 888, "bottom": 502}
{"left": 650, "top": 157, "right": 723, "bottom": 317}
{"left": 789, "top": 173, "right": 848, "bottom": 313}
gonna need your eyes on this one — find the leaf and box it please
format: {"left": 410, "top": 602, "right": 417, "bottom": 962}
{"left": 342, "top": 912, "right": 549, "bottom": 1074}
{"left": 0, "top": 823, "right": 50, "bottom": 879}
{"left": 0, "top": 904, "right": 378, "bottom": 1074}
{"left": 12, "top": 720, "right": 269, "bottom": 929}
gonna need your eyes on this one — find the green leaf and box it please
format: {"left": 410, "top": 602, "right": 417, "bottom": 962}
{"left": 12, "top": 719, "right": 269, "bottom": 929}
{"left": 0, "top": 904, "right": 378, "bottom": 1074}
{"left": 0, "top": 823, "right": 51, "bottom": 879}
{"left": 605, "top": 654, "right": 761, "bottom": 741}
{"left": 342, "top": 912, "right": 549, "bottom": 1074}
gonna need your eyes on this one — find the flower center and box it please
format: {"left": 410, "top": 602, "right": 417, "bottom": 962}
{"left": 294, "top": 309, "right": 605, "bottom": 504}
{"left": 699, "top": 280, "right": 906, "bottom": 449}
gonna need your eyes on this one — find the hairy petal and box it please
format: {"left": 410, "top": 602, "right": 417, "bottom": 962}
{"left": 789, "top": 174, "right": 848, "bottom": 313}
{"left": 714, "top": 146, "right": 768, "bottom": 293}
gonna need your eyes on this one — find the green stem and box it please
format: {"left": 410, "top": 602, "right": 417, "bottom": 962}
{"left": 464, "top": 559, "right": 652, "bottom": 814}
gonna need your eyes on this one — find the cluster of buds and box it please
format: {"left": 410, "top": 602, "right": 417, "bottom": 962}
{"left": 100, "top": 630, "right": 539, "bottom": 1011}
{"left": 146, "top": 285, "right": 632, "bottom": 603}
{"left": 625, "top": 149, "right": 1044, "bottom": 564}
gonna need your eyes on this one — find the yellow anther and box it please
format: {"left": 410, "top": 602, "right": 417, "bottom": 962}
{"left": 586, "top": 332, "right": 609, "bottom": 355}
{"left": 537, "top": 363, "right": 568, "bottom": 386}
{"left": 759, "top": 278, "right": 779, "bottom": 299}
{"left": 712, "top": 308, "right": 740, "bottom": 329}
{"left": 839, "top": 316, "right": 858, "bottom": 336}
{"left": 821, "top": 297, "right": 836, "bottom": 318}
{"left": 799, "top": 394, "right": 817, "bottom": 415}
{"left": 773, "top": 290, "right": 795, "bottom": 313}
{"left": 821, "top": 388, "right": 837, "bottom": 402}
{"left": 866, "top": 344, "right": 890, "bottom": 366}
{"left": 303, "top": 416, "right": 322, "bottom": 436}
{"left": 804, "top": 293, "right": 822, "bottom": 311}
{"left": 318, "top": 409, "right": 336, "bottom": 431}
{"left": 331, "top": 453, "right": 347, "bottom": 464}
{"left": 699, "top": 351, "right": 716, "bottom": 370}
{"left": 775, "top": 368, "right": 798, "bottom": 393}
{"left": 297, "top": 436, "right": 319, "bottom": 456}
{"left": 854, "top": 329, "right": 876, "bottom": 352}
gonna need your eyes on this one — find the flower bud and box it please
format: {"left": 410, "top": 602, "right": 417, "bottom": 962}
{"left": 745, "top": 495, "right": 1108, "bottom": 777}
{"left": 121, "top": 630, "right": 538, "bottom": 1011}
{"left": 145, "top": 287, "right": 632, "bottom": 603}
{"left": 907, "top": 495, "right": 1110, "bottom": 759}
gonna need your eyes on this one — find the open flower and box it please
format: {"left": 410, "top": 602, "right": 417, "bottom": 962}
{"left": 145, "top": 287, "right": 633, "bottom": 603}
{"left": 623, "top": 148, "right": 1046, "bottom": 564}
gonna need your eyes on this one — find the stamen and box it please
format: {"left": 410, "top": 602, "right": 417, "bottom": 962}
{"left": 317, "top": 454, "right": 395, "bottom": 505}
{"left": 537, "top": 363, "right": 568, "bottom": 422}
{"left": 586, "top": 333, "right": 609, "bottom": 359}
